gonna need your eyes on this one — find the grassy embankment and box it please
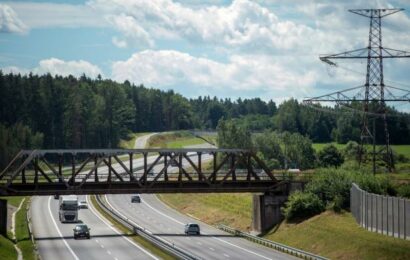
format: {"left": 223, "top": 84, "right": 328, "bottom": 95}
{"left": 0, "top": 234, "right": 16, "bottom": 259}
{"left": 159, "top": 193, "right": 410, "bottom": 260}
{"left": 0, "top": 196, "right": 37, "bottom": 260}
{"left": 119, "top": 132, "right": 149, "bottom": 149}
{"left": 89, "top": 195, "right": 176, "bottom": 260}
{"left": 158, "top": 140, "right": 410, "bottom": 259}
{"left": 146, "top": 131, "right": 207, "bottom": 148}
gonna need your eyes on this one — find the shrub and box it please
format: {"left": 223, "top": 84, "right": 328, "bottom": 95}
{"left": 306, "top": 168, "right": 393, "bottom": 210}
{"left": 317, "top": 144, "right": 344, "bottom": 168}
{"left": 282, "top": 191, "right": 325, "bottom": 221}
{"left": 397, "top": 184, "right": 410, "bottom": 199}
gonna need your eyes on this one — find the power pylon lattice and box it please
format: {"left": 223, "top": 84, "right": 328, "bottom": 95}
{"left": 304, "top": 9, "right": 410, "bottom": 171}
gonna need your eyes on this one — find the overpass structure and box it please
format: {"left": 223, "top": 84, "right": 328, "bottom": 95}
{"left": 0, "top": 148, "right": 284, "bottom": 196}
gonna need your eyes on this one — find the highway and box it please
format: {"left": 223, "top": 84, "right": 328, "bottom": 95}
{"left": 31, "top": 195, "right": 158, "bottom": 260}
{"left": 30, "top": 133, "right": 297, "bottom": 259}
{"left": 104, "top": 133, "right": 297, "bottom": 260}
{"left": 106, "top": 194, "right": 297, "bottom": 260}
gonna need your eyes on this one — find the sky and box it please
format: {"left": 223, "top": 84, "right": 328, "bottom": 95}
{"left": 1, "top": 0, "right": 410, "bottom": 107}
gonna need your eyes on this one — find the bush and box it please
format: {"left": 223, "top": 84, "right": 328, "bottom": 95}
{"left": 396, "top": 184, "right": 410, "bottom": 199}
{"left": 317, "top": 144, "right": 344, "bottom": 168}
{"left": 306, "top": 168, "right": 393, "bottom": 210}
{"left": 282, "top": 191, "right": 325, "bottom": 221}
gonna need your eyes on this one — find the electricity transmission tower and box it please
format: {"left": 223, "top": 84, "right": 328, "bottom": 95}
{"left": 304, "top": 9, "right": 410, "bottom": 171}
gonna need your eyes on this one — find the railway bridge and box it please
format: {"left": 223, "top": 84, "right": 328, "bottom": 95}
{"left": 0, "top": 149, "right": 300, "bottom": 234}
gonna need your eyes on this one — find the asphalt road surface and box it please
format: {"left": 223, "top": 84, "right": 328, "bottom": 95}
{"left": 31, "top": 195, "right": 159, "bottom": 260}
{"left": 106, "top": 194, "right": 298, "bottom": 260}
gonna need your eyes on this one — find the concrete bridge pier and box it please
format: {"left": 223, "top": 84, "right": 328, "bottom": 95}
{"left": 251, "top": 193, "right": 287, "bottom": 234}
{"left": 252, "top": 182, "right": 305, "bottom": 234}
{"left": 0, "top": 199, "right": 7, "bottom": 236}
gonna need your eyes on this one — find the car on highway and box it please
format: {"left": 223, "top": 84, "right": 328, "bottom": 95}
{"left": 170, "top": 158, "right": 179, "bottom": 167}
{"left": 78, "top": 200, "right": 88, "bottom": 209}
{"left": 131, "top": 195, "right": 141, "bottom": 203}
{"left": 184, "top": 223, "right": 200, "bottom": 235}
{"left": 73, "top": 224, "right": 90, "bottom": 239}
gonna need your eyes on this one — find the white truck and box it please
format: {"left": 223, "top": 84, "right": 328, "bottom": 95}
{"left": 59, "top": 195, "right": 78, "bottom": 223}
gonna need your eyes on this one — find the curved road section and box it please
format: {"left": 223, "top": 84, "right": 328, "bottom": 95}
{"left": 31, "top": 195, "right": 158, "bottom": 260}
{"left": 105, "top": 133, "right": 297, "bottom": 260}
{"left": 107, "top": 194, "right": 297, "bottom": 260}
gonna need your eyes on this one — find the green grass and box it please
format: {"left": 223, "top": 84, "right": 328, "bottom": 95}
{"left": 158, "top": 193, "right": 253, "bottom": 231}
{"left": 159, "top": 193, "right": 410, "bottom": 260}
{"left": 313, "top": 143, "right": 410, "bottom": 157}
{"left": 0, "top": 196, "right": 25, "bottom": 208}
{"left": 119, "top": 132, "right": 148, "bottom": 149}
{"left": 166, "top": 137, "right": 206, "bottom": 148}
{"left": 265, "top": 211, "right": 410, "bottom": 260}
{"left": 90, "top": 196, "right": 176, "bottom": 260}
{"left": 147, "top": 131, "right": 206, "bottom": 148}
{"left": 0, "top": 235, "right": 17, "bottom": 260}
{"left": 0, "top": 197, "right": 37, "bottom": 260}
{"left": 15, "top": 198, "right": 36, "bottom": 260}
{"left": 312, "top": 142, "right": 346, "bottom": 151}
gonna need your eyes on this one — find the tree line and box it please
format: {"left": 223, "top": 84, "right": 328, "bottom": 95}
{"left": 0, "top": 72, "right": 409, "bottom": 168}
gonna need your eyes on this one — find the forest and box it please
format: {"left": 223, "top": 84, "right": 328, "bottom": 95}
{"left": 0, "top": 72, "right": 409, "bottom": 168}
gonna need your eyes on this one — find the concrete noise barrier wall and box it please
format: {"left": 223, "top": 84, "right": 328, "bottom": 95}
{"left": 350, "top": 183, "right": 410, "bottom": 240}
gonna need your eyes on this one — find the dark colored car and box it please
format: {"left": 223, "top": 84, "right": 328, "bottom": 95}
{"left": 54, "top": 194, "right": 59, "bottom": 199}
{"left": 184, "top": 223, "right": 200, "bottom": 235}
{"left": 131, "top": 195, "right": 141, "bottom": 203}
{"left": 73, "top": 224, "right": 90, "bottom": 239}
{"left": 170, "top": 158, "right": 179, "bottom": 167}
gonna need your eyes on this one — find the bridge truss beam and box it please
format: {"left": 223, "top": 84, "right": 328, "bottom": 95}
{"left": 0, "top": 149, "right": 281, "bottom": 196}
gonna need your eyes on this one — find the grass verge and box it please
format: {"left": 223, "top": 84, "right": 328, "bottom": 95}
{"left": 0, "top": 235, "right": 17, "bottom": 259}
{"left": 265, "top": 211, "right": 410, "bottom": 260}
{"left": 0, "top": 196, "right": 38, "bottom": 260}
{"left": 147, "top": 131, "right": 206, "bottom": 148}
{"left": 89, "top": 195, "right": 176, "bottom": 260}
{"left": 158, "top": 193, "right": 253, "bottom": 231}
{"left": 159, "top": 193, "right": 410, "bottom": 260}
{"left": 119, "top": 132, "right": 148, "bottom": 149}
{"left": 15, "top": 197, "right": 37, "bottom": 260}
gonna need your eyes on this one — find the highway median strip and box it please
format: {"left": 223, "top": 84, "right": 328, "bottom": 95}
{"left": 89, "top": 195, "right": 178, "bottom": 260}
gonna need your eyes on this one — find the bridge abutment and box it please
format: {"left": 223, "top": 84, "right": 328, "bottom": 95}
{"left": 252, "top": 182, "right": 306, "bottom": 234}
{"left": 251, "top": 193, "right": 287, "bottom": 234}
{"left": 0, "top": 199, "right": 7, "bottom": 236}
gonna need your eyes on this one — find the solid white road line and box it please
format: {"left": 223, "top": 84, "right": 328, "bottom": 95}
{"left": 86, "top": 195, "right": 159, "bottom": 260}
{"left": 139, "top": 196, "right": 273, "bottom": 260}
{"left": 47, "top": 196, "right": 80, "bottom": 260}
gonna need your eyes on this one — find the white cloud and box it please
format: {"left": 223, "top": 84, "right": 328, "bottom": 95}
{"left": 0, "top": 4, "right": 27, "bottom": 33}
{"left": 111, "top": 50, "right": 320, "bottom": 98}
{"left": 87, "top": 0, "right": 410, "bottom": 55}
{"left": 88, "top": 0, "right": 328, "bottom": 53}
{"left": 2, "top": 58, "right": 103, "bottom": 78}
{"left": 107, "top": 14, "right": 154, "bottom": 48}
{"left": 3, "top": 2, "right": 107, "bottom": 29}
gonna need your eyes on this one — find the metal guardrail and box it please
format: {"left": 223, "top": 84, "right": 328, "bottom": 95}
{"left": 94, "top": 195, "right": 199, "bottom": 260}
{"left": 26, "top": 198, "right": 41, "bottom": 259}
{"left": 218, "top": 224, "right": 328, "bottom": 260}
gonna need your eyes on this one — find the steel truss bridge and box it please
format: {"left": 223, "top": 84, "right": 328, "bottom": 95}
{"left": 0, "top": 149, "right": 283, "bottom": 196}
